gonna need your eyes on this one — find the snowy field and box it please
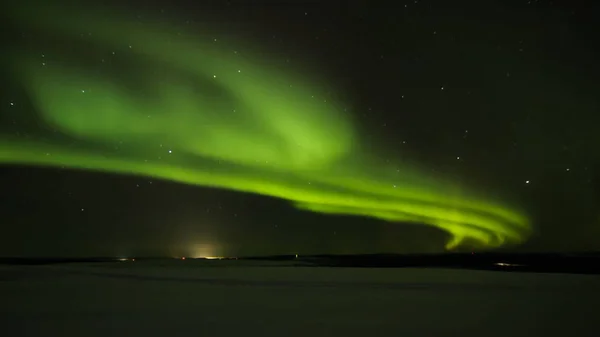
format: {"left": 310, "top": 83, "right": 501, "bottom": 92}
{"left": 1, "top": 260, "right": 599, "bottom": 337}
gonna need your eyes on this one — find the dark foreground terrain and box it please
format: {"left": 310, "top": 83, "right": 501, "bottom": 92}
{"left": 1, "top": 255, "right": 599, "bottom": 337}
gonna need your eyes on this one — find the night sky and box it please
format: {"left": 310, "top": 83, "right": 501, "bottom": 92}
{"left": 1, "top": 0, "right": 598, "bottom": 257}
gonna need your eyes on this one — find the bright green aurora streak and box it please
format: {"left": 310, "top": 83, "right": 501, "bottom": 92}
{"left": 0, "top": 3, "right": 530, "bottom": 249}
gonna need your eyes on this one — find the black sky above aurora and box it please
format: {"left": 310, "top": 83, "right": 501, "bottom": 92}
{"left": 0, "top": 0, "right": 599, "bottom": 257}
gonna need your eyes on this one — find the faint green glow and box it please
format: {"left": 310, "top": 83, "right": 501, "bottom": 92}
{"left": 0, "top": 2, "right": 530, "bottom": 249}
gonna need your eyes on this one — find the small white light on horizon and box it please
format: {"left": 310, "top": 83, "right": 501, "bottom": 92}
{"left": 495, "top": 262, "right": 523, "bottom": 267}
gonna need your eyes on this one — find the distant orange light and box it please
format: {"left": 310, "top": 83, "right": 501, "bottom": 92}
{"left": 181, "top": 257, "right": 186, "bottom": 260}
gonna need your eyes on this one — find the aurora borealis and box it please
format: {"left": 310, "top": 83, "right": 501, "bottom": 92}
{"left": 1, "top": 0, "right": 598, "bottom": 256}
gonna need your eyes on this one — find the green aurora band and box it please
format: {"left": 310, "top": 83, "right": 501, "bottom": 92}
{"left": 0, "top": 3, "right": 530, "bottom": 249}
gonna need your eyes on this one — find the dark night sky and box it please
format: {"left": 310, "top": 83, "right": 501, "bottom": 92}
{"left": 1, "top": 0, "right": 599, "bottom": 257}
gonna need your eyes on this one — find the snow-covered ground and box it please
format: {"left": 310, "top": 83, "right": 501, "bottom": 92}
{"left": 1, "top": 260, "right": 599, "bottom": 337}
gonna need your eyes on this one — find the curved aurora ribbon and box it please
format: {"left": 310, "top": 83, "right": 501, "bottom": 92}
{"left": 0, "top": 2, "right": 530, "bottom": 249}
